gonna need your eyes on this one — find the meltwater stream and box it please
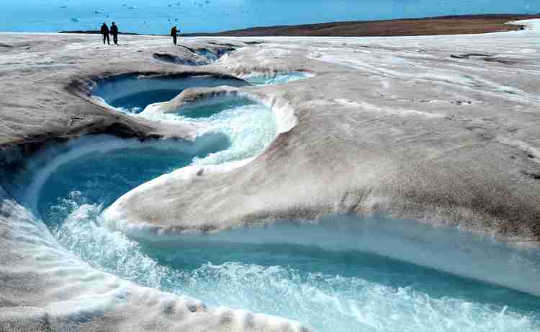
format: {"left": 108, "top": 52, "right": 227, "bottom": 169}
{"left": 2, "top": 73, "right": 540, "bottom": 331}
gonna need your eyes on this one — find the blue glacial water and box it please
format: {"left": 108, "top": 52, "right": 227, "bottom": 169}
{"left": 1, "top": 0, "right": 539, "bottom": 34}
{"left": 175, "top": 96, "right": 255, "bottom": 118}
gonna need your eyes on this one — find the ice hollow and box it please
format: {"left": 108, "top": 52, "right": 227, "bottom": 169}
{"left": 153, "top": 45, "right": 236, "bottom": 66}
{"left": 91, "top": 73, "right": 249, "bottom": 113}
{"left": 195, "top": 47, "right": 236, "bottom": 62}
{"left": 153, "top": 52, "right": 210, "bottom": 66}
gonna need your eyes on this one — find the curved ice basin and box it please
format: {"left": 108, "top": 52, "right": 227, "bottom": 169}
{"left": 92, "top": 73, "right": 249, "bottom": 113}
{"left": 1, "top": 134, "right": 231, "bottom": 221}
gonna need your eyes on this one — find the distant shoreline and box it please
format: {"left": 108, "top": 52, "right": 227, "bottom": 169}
{"left": 60, "top": 13, "right": 540, "bottom": 37}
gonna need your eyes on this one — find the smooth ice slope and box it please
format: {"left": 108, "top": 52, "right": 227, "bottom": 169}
{"left": 107, "top": 21, "right": 540, "bottom": 244}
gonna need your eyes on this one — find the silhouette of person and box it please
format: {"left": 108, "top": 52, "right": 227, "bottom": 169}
{"left": 100, "top": 23, "right": 110, "bottom": 45}
{"left": 170, "top": 26, "right": 178, "bottom": 45}
{"left": 110, "top": 22, "right": 119, "bottom": 45}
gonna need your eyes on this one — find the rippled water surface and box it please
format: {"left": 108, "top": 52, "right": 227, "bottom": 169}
{"left": 32, "top": 200, "right": 540, "bottom": 332}
{"left": 1, "top": 0, "right": 539, "bottom": 34}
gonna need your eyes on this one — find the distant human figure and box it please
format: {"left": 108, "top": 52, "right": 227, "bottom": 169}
{"left": 100, "top": 23, "right": 110, "bottom": 45}
{"left": 170, "top": 26, "right": 178, "bottom": 45}
{"left": 110, "top": 22, "right": 119, "bottom": 45}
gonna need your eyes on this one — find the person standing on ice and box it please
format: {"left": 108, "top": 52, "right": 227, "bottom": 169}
{"left": 171, "top": 26, "right": 179, "bottom": 45}
{"left": 100, "top": 22, "right": 110, "bottom": 45}
{"left": 110, "top": 22, "right": 119, "bottom": 45}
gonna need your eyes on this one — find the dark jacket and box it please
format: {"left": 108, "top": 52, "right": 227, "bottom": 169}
{"left": 170, "top": 27, "right": 178, "bottom": 36}
{"left": 100, "top": 24, "right": 109, "bottom": 35}
{"left": 110, "top": 24, "right": 118, "bottom": 35}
